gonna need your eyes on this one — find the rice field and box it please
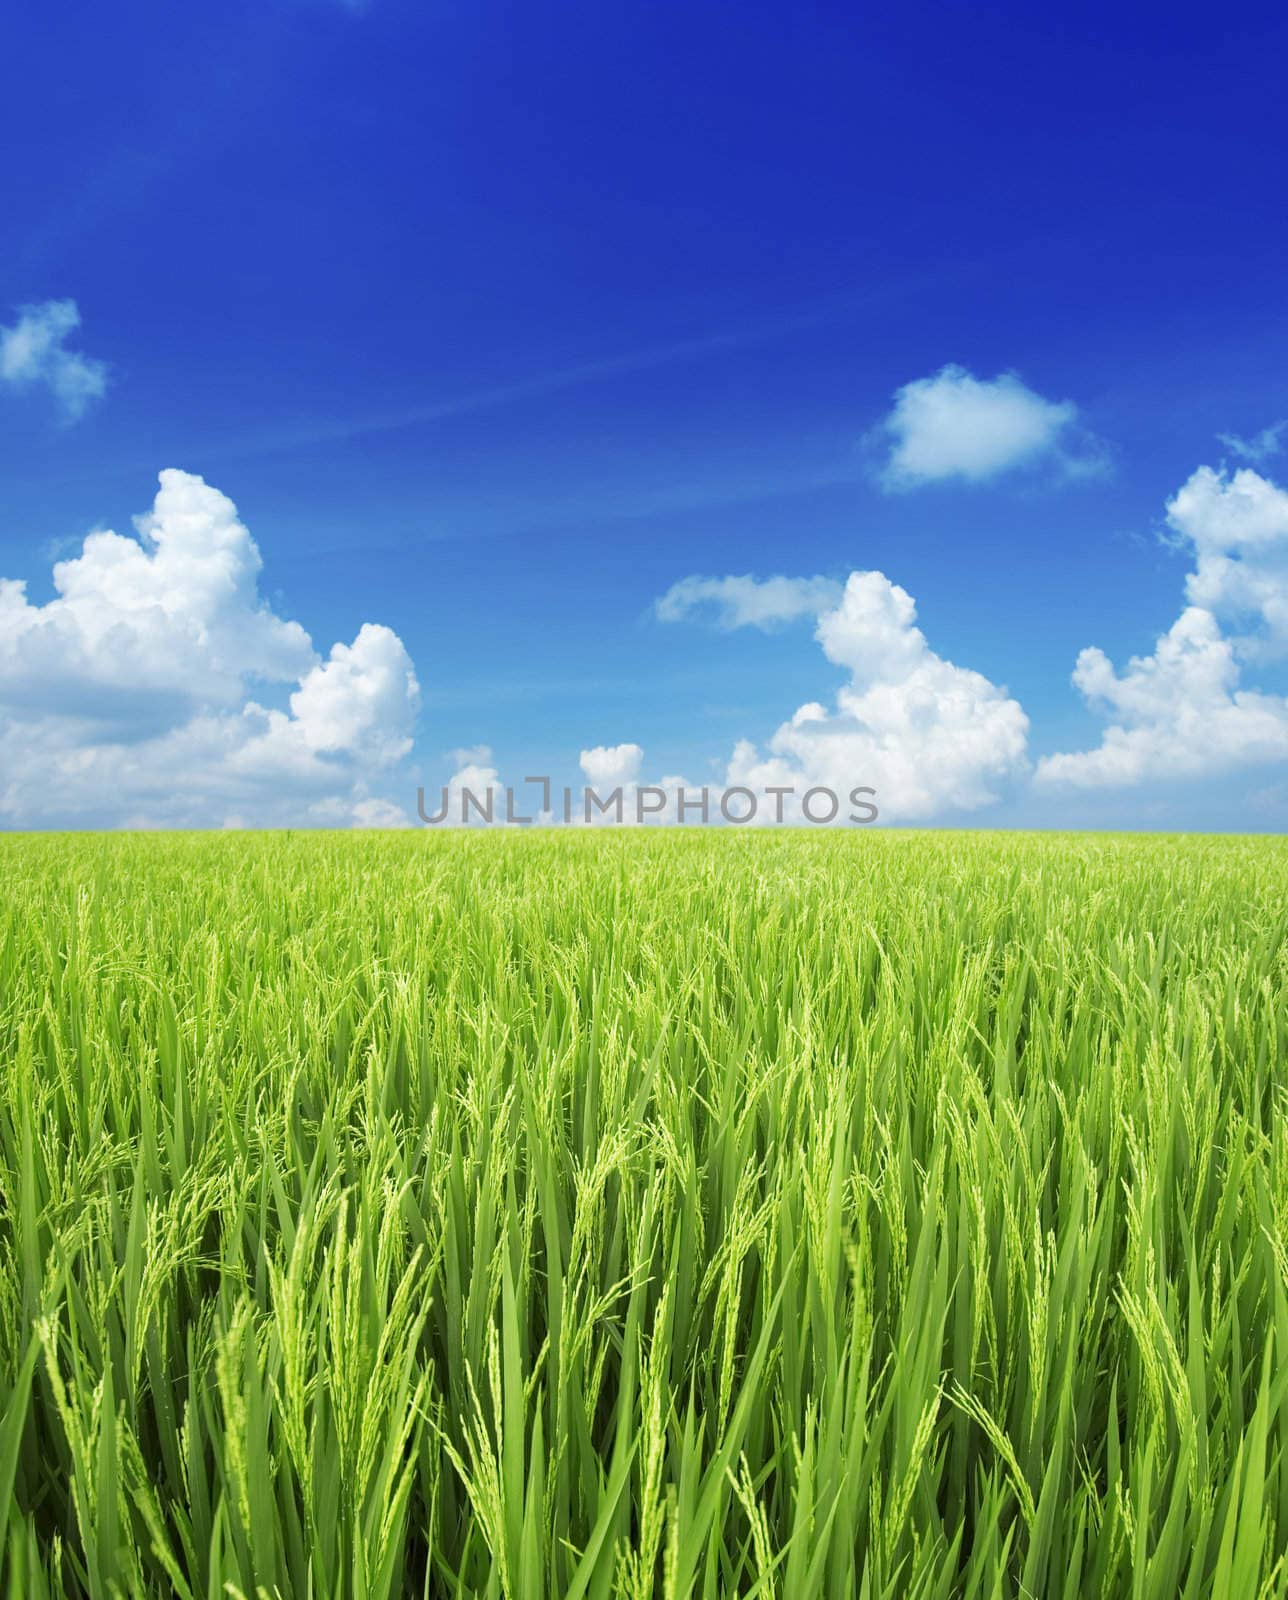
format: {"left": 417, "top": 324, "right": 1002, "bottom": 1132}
{"left": 0, "top": 828, "right": 1286, "bottom": 1599}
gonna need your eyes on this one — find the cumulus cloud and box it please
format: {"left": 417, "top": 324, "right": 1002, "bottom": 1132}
{"left": 1, "top": 300, "right": 107, "bottom": 421}
{"left": 724, "top": 571, "right": 1030, "bottom": 820}
{"left": 578, "top": 743, "right": 656, "bottom": 825}
{"left": 873, "top": 364, "right": 1106, "bottom": 490}
{"left": 580, "top": 742, "right": 643, "bottom": 787}
{"left": 416, "top": 744, "right": 688, "bottom": 828}
{"left": 0, "top": 468, "right": 313, "bottom": 726}
{"left": 576, "top": 753, "right": 694, "bottom": 826}
{"left": 351, "top": 797, "right": 414, "bottom": 828}
{"left": 655, "top": 567, "right": 1028, "bottom": 820}
{"left": 443, "top": 751, "right": 505, "bottom": 824}
{"left": 1037, "top": 463, "right": 1288, "bottom": 789}
{"left": 577, "top": 748, "right": 708, "bottom": 826}
{"left": 413, "top": 748, "right": 508, "bottom": 826}
{"left": 1168, "top": 465, "right": 1288, "bottom": 657}
{"left": 655, "top": 574, "right": 842, "bottom": 630}
{"left": 0, "top": 470, "right": 419, "bottom": 827}
{"left": 1036, "top": 609, "right": 1288, "bottom": 788}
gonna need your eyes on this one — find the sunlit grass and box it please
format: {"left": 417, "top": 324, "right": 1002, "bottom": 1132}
{"left": 0, "top": 828, "right": 1285, "bottom": 1597}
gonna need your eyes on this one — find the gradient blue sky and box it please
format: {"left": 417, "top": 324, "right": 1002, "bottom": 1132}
{"left": 3, "top": 0, "right": 1288, "bottom": 828}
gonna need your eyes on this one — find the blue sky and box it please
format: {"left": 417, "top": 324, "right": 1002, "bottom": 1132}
{"left": 3, "top": 0, "right": 1288, "bottom": 828}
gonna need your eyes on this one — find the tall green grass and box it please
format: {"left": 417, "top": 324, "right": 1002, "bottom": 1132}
{"left": 0, "top": 829, "right": 1285, "bottom": 1598}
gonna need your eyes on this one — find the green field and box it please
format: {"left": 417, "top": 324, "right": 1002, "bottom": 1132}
{"left": 1, "top": 830, "right": 1286, "bottom": 1598}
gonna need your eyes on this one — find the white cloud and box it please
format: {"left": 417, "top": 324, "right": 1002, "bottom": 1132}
{"left": 707, "top": 570, "right": 1030, "bottom": 821}
{"left": 443, "top": 755, "right": 504, "bottom": 825}
{"left": 577, "top": 742, "right": 662, "bottom": 825}
{"left": 1218, "top": 421, "right": 1287, "bottom": 464}
{"left": 0, "top": 470, "right": 420, "bottom": 827}
{"left": 447, "top": 743, "right": 495, "bottom": 769}
{"left": 655, "top": 574, "right": 842, "bottom": 630}
{"left": 1037, "top": 463, "right": 1288, "bottom": 790}
{"left": 652, "top": 564, "right": 1029, "bottom": 820}
{"left": 281, "top": 623, "right": 416, "bottom": 765}
{"left": 0, "top": 468, "right": 313, "bottom": 725}
{"left": 1168, "top": 465, "right": 1288, "bottom": 657}
{"left": 1, "top": 300, "right": 107, "bottom": 421}
{"left": 413, "top": 746, "right": 695, "bottom": 828}
{"left": 579, "top": 743, "right": 637, "bottom": 823}
{"left": 652, "top": 563, "right": 1029, "bottom": 822}
{"left": 874, "top": 364, "right": 1106, "bottom": 490}
{"left": 351, "top": 797, "right": 414, "bottom": 828}
{"left": 415, "top": 748, "right": 507, "bottom": 826}
{"left": 1037, "top": 608, "right": 1288, "bottom": 788}
{"left": 580, "top": 742, "right": 643, "bottom": 787}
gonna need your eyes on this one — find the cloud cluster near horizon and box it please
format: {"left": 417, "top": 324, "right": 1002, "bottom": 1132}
{"left": 1036, "top": 465, "right": 1288, "bottom": 788}
{"left": 426, "top": 743, "right": 697, "bottom": 828}
{"left": 7, "top": 315, "right": 1288, "bottom": 828}
{"left": 8, "top": 453, "right": 1288, "bottom": 829}
{"left": 0, "top": 471, "right": 418, "bottom": 828}
{"left": 649, "top": 462, "right": 1288, "bottom": 815}
{"left": 1, "top": 300, "right": 107, "bottom": 422}
{"left": 656, "top": 567, "right": 1030, "bottom": 821}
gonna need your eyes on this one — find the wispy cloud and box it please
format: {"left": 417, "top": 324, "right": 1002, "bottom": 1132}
{"left": 204, "top": 274, "right": 979, "bottom": 468}
{"left": 210, "top": 305, "right": 845, "bottom": 462}
{"left": 0, "top": 299, "right": 107, "bottom": 422}
{"left": 655, "top": 573, "right": 842, "bottom": 630}
{"left": 1218, "top": 421, "right": 1288, "bottom": 464}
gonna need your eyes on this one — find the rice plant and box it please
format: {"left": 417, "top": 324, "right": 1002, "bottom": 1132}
{"left": 0, "top": 828, "right": 1285, "bottom": 1598}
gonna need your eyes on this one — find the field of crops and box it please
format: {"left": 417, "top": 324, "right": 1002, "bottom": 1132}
{"left": 0, "top": 830, "right": 1285, "bottom": 1598}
